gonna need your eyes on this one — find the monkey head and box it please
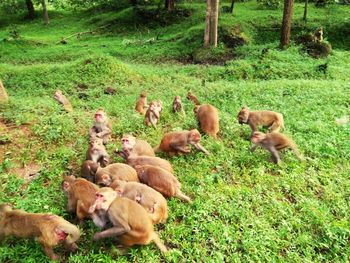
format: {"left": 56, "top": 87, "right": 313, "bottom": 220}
{"left": 140, "top": 91, "right": 147, "bottom": 98}
{"left": 174, "top": 95, "right": 181, "bottom": 101}
{"left": 186, "top": 91, "right": 194, "bottom": 100}
{"left": 110, "top": 180, "right": 125, "bottom": 196}
{"left": 149, "top": 102, "right": 156, "bottom": 111}
{"left": 251, "top": 131, "right": 266, "bottom": 144}
{"left": 121, "top": 135, "right": 136, "bottom": 151}
{"left": 92, "top": 187, "right": 117, "bottom": 211}
{"left": 188, "top": 129, "right": 201, "bottom": 144}
{"left": 95, "top": 172, "right": 112, "bottom": 186}
{"left": 193, "top": 105, "right": 200, "bottom": 114}
{"left": 0, "top": 203, "right": 12, "bottom": 215}
{"left": 62, "top": 175, "right": 76, "bottom": 193}
{"left": 237, "top": 107, "right": 250, "bottom": 124}
{"left": 89, "top": 137, "right": 104, "bottom": 147}
{"left": 94, "top": 109, "right": 106, "bottom": 123}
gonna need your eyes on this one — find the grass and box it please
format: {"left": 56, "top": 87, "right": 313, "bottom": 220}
{"left": 0, "top": 1, "right": 350, "bottom": 262}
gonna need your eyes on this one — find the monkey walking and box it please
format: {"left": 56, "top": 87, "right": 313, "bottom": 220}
{"left": 0, "top": 204, "right": 80, "bottom": 261}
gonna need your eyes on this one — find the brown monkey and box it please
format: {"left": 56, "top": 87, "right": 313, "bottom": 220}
{"left": 81, "top": 160, "right": 99, "bottom": 183}
{"left": 54, "top": 90, "right": 73, "bottom": 112}
{"left": 135, "top": 91, "right": 148, "bottom": 115}
{"left": 237, "top": 107, "right": 284, "bottom": 134}
{"left": 88, "top": 187, "right": 168, "bottom": 252}
{"left": 154, "top": 129, "right": 209, "bottom": 156}
{"left": 186, "top": 91, "right": 200, "bottom": 105}
{"left": 89, "top": 109, "right": 112, "bottom": 144}
{"left": 194, "top": 104, "right": 220, "bottom": 138}
{"left": 135, "top": 165, "right": 191, "bottom": 203}
{"left": 126, "top": 155, "right": 174, "bottom": 174}
{"left": 313, "top": 27, "right": 323, "bottom": 43}
{"left": 250, "top": 131, "right": 304, "bottom": 164}
{"left": 0, "top": 204, "right": 80, "bottom": 261}
{"left": 144, "top": 101, "right": 161, "bottom": 129}
{"left": 116, "top": 134, "right": 155, "bottom": 159}
{"left": 155, "top": 100, "right": 163, "bottom": 113}
{"left": 86, "top": 137, "right": 109, "bottom": 166}
{"left": 94, "top": 163, "right": 139, "bottom": 186}
{"left": 62, "top": 176, "right": 101, "bottom": 224}
{"left": 110, "top": 180, "right": 168, "bottom": 224}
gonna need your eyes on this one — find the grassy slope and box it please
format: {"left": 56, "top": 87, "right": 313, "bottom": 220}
{"left": 0, "top": 2, "right": 350, "bottom": 262}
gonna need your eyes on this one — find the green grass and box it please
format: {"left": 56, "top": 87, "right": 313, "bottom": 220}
{"left": 0, "top": 1, "right": 350, "bottom": 262}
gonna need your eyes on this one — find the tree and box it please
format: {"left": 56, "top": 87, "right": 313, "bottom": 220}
{"left": 26, "top": 0, "right": 35, "bottom": 19}
{"left": 230, "top": 0, "right": 235, "bottom": 14}
{"left": 41, "top": 0, "right": 49, "bottom": 24}
{"left": 280, "top": 0, "right": 294, "bottom": 47}
{"left": 165, "top": 0, "right": 175, "bottom": 11}
{"left": 303, "top": 0, "right": 308, "bottom": 21}
{"left": 204, "top": 0, "right": 219, "bottom": 47}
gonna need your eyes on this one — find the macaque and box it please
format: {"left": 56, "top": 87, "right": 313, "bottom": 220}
{"left": 173, "top": 95, "right": 185, "bottom": 114}
{"left": 126, "top": 155, "right": 174, "bottom": 174}
{"left": 116, "top": 134, "right": 155, "bottom": 159}
{"left": 81, "top": 160, "right": 99, "bottom": 182}
{"left": 154, "top": 129, "right": 209, "bottom": 156}
{"left": 110, "top": 180, "right": 168, "bottom": 224}
{"left": 0, "top": 204, "right": 80, "bottom": 261}
{"left": 86, "top": 137, "right": 109, "bottom": 167}
{"left": 194, "top": 104, "right": 220, "bottom": 138}
{"left": 54, "top": 90, "right": 73, "bottom": 112}
{"left": 186, "top": 91, "right": 201, "bottom": 105}
{"left": 89, "top": 109, "right": 112, "bottom": 144}
{"left": 134, "top": 165, "right": 191, "bottom": 203}
{"left": 237, "top": 107, "right": 284, "bottom": 135}
{"left": 155, "top": 100, "right": 163, "bottom": 113}
{"left": 94, "top": 163, "right": 139, "bottom": 186}
{"left": 135, "top": 91, "right": 148, "bottom": 115}
{"left": 250, "top": 131, "right": 304, "bottom": 164}
{"left": 62, "top": 175, "right": 102, "bottom": 224}
{"left": 145, "top": 101, "right": 161, "bottom": 129}
{"left": 88, "top": 187, "right": 168, "bottom": 253}
{"left": 313, "top": 27, "right": 323, "bottom": 43}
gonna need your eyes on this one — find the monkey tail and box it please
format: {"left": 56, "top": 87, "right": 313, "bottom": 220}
{"left": 152, "top": 232, "right": 168, "bottom": 253}
{"left": 175, "top": 190, "right": 192, "bottom": 203}
{"left": 291, "top": 145, "right": 304, "bottom": 161}
{"left": 153, "top": 145, "right": 160, "bottom": 153}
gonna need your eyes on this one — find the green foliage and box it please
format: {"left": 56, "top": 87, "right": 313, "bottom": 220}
{"left": 0, "top": 0, "right": 26, "bottom": 14}
{"left": 0, "top": 2, "right": 350, "bottom": 262}
{"left": 257, "top": 0, "right": 282, "bottom": 9}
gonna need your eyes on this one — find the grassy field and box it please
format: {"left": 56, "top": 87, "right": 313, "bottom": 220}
{"left": 0, "top": 1, "right": 350, "bottom": 262}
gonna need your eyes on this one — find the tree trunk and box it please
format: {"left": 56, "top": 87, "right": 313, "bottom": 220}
{"left": 165, "top": 0, "right": 175, "bottom": 11}
{"left": 130, "top": 0, "right": 137, "bottom": 6}
{"left": 204, "top": 0, "right": 219, "bottom": 48}
{"left": 41, "top": 0, "right": 49, "bottom": 25}
{"left": 280, "top": 0, "right": 294, "bottom": 47}
{"left": 303, "top": 0, "right": 308, "bottom": 21}
{"left": 26, "top": 0, "right": 35, "bottom": 19}
{"left": 230, "top": 0, "right": 235, "bottom": 14}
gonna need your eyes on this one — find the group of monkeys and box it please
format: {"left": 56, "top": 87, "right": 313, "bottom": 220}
{"left": 0, "top": 91, "right": 304, "bottom": 260}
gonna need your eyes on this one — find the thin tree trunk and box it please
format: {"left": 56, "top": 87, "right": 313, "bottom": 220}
{"left": 303, "top": 0, "right": 308, "bottom": 21}
{"left": 41, "top": 0, "right": 49, "bottom": 25}
{"left": 280, "top": 0, "right": 294, "bottom": 47}
{"left": 165, "top": 0, "right": 175, "bottom": 11}
{"left": 26, "top": 0, "right": 35, "bottom": 19}
{"left": 209, "top": 0, "right": 219, "bottom": 47}
{"left": 204, "top": 0, "right": 211, "bottom": 47}
{"left": 230, "top": 0, "right": 235, "bottom": 14}
{"left": 0, "top": 80, "right": 9, "bottom": 103}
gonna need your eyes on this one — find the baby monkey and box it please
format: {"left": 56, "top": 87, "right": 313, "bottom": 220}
{"left": 173, "top": 95, "right": 185, "bottom": 115}
{"left": 144, "top": 101, "right": 162, "bottom": 128}
{"left": 250, "top": 131, "right": 303, "bottom": 164}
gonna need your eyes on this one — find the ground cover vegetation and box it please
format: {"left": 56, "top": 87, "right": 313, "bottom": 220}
{"left": 0, "top": 0, "right": 349, "bottom": 261}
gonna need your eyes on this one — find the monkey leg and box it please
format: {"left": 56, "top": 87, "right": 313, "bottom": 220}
{"left": 267, "top": 147, "right": 280, "bottom": 164}
{"left": 76, "top": 200, "right": 87, "bottom": 224}
{"left": 175, "top": 189, "right": 192, "bottom": 203}
{"left": 170, "top": 143, "right": 191, "bottom": 154}
{"left": 93, "top": 225, "right": 130, "bottom": 241}
{"left": 37, "top": 237, "right": 58, "bottom": 261}
{"left": 151, "top": 232, "right": 168, "bottom": 253}
{"left": 193, "top": 143, "right": 210, "bottom": 155}
{"left": 269, "top": 122, "right": 281, "bottom": 133}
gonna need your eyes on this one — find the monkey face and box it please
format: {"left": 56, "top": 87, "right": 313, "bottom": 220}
{"left": 251, "top": 132, "right": 264, "bottom": 144}
{"left": 237, "top": 108, "right": 249, "bottom": 124}
{"left": 189, "top": 130, "right": 201, "bottom": 143}
{"left": 96, "top": 174, "right": 111, "bottom": 186}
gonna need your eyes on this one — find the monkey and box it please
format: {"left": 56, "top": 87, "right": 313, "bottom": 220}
{"left": 126, "top": 155, "right": 174, "bottom": 174}
{"left": 250, "top": 131, "right": 304, "bottom": 164}
{"left": 0, "top": 204, "right": 80, "bottom": 261}
{"left": 54, "top": 90, "right": 73, "bottom": 112}
{"left": 194, "top": 104, "right": 220, "bottom": 138}
{"left": 81, "top": 160, "right": 99, "bottom": 183}
{"left": 154, "top": 129, "right": 210, "bottom": 156}
{"left": 94, "top": 163, "right": 139, "bottom": 186}
{"left": 86, "top": 137, "right": 109, "bottom": 167}
{"left": 88, "top": 187, "right": 168, "bottom": 253}
{"left": 89, "top": 109, "right": 112, "bottom": 144}
{"left": 186, "top": 91, "right": 201, "bottom": 105}
{"left": 135, "top": 91, "right": 148, "bottom": 115}
{"left": 144, "top": 101, "right": 161, "bottom": 129}
{"left": 134, "top": 165, "right": 191, "bottom": 203}
{"left": 237, "top": 107, "right": 284, "bottom": 135}
{"left": 62, "top": 175, "right": 104, "bottom": 224}
{"left": 155, "top": 100, "right": 163, "bottom": 113}
{"left": 173, "top": 95, "right": 185, "bottom": 114}
{"left": 313, "top": 27, "right": 323, "bottom": 43}
{"left": 115, "top": 134, "right": 155, "bottom": 159}
{"left": 110, "top": 180, "right": 168, "bottom": 224}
